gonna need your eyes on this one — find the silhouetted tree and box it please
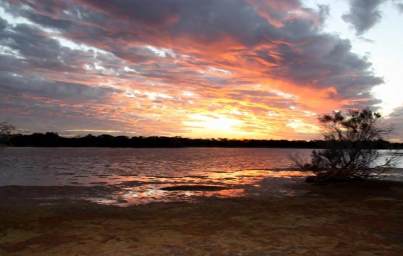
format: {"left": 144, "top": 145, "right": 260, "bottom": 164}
{"left": 0, "top": 122, "right": 15, "bottom": 146}
{"left": 293, "top": 109, "right": 400, "bottom": 182}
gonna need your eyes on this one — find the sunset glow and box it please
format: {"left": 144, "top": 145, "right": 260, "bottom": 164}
{"left": 0, "top": 0, "right": 402, "bottom": 139}
{"left": 184, "top": 114, "right": 245, "bottom": 138}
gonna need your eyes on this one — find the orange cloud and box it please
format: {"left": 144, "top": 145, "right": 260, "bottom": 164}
{"left": 0, "top": 0, "right": 382, "bottom": 139}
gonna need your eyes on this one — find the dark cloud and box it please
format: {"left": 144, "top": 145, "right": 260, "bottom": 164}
{"left": 61, "top": 0, "right": 281, "bottom": 47}
{"left": 250, "top": 34, "right": 383, "bottom": 100}
{"left": 384, "top": 106, "right": 403, "bottom": 141}
{"left": 0, "top": 71, "right": 120, "bottom": 101}
{"left": 12, "top": 0, "right": 69, "bottom": 14}
{"left": 0, "top": 16, "right": 120, "bottom": 117}
{"left": 0, "top": 16, "right": 87, "bottom": 73}
{"left": 70, "top": 0, "right": 382, "bottom": 100}
{"left": 0, "top": 17, "right": 7, "bottom": 30}
{"left": 343, "top": 0, "right": 386, "bottom": 35}
{"left": 1, "top": 0, "right": 383, "bottom": 90}
{"left": 0, "top": 0, "right": 388, "bottom": 137}
{"left": 318, "top": 4, "right": 330, "bottom": 22}
{"left": 27, "top": 12, "right": 73, "bottom": 30}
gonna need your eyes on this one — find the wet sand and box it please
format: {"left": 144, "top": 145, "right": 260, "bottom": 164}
{"left": 1, "top": 180, "right": 403, "bottom": 256}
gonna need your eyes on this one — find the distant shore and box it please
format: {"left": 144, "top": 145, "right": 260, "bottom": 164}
{"left": 1, "top": 180, "right": 403, "bottom": 255}
{"left": 4, "top": 132, "right": 403, "bottom": 148}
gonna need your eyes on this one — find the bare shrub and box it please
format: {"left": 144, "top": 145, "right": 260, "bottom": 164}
{"left": 293, "top": 109, "right": 400, "bottom": 182}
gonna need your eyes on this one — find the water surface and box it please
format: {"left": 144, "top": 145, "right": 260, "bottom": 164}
{"left": 1, "top": 148, "right": 401, "bottom": 205}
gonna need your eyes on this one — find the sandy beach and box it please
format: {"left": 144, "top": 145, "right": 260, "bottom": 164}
{"left": 1, "top": 180, "right": 403, "bottom": 256}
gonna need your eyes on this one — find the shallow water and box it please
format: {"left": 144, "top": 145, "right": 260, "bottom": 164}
{"left": 0, "top": 147, "right": 402, "bottom": 205}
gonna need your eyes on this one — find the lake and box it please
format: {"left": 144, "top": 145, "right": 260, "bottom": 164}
{"left": 1, "top": 147, "right": 402, "bottom": 205}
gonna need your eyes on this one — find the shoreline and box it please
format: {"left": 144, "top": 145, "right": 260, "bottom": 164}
{"left": 1, "top": 180, "right": 403, "bottom": 255}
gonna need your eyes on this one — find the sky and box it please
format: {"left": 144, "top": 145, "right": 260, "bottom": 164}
{"left": 0, "top": 0, "right": 402, "bottom": 140}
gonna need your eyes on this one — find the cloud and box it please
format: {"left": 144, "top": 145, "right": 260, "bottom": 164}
{"left": 66, "top": 0, "right": 381, "bottom": 99}
{"left": 0, "top": 0, "right": 387, "bottom": 138}
{"left": 0, "top": 16, "right": 121, "bottom": 102}
{"left": 0, "top": 72, "right": 120, "bottom": 101}
{"left": 342, "top": 0, "right": 386, "bottom": 35}
{"left": 383, "top": 106, "right": 403, "bottom": 141}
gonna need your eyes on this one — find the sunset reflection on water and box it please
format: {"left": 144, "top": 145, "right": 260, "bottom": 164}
{"left": 0, "top": 148, "right": 322, "bottom": 206}
{"left": 90, "top": 169, "right": 310, "bottom": 206}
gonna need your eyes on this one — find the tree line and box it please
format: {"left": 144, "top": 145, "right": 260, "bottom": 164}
{"left": 4, "top": 132, "right": 403, "bottom": 149}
